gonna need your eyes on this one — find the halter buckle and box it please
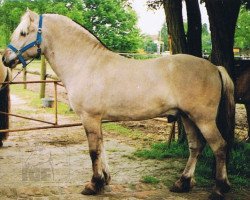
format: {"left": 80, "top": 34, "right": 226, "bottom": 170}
{"left": 38, "top": 28, "right": 42, "bottom": 33}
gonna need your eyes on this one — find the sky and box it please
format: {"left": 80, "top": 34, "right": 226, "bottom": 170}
{"left": 131, "top": 0, "right": 209, "bottom": 35}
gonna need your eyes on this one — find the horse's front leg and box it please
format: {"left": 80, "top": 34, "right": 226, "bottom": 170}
{"left": 81, "top": 115, "right": 111, "bottom": 195}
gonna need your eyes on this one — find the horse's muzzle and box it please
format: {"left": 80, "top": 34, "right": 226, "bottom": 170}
{"left": 2, "top": 55, "right": 18, "bottom": 69}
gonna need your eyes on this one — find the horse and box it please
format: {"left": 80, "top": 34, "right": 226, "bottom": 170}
{"left": 234, "top": 59, "right": 250, "bottom": 141}
{"left": 2, "top": 10, "right": 235, "bottom": 199}
{"left": 0, "top": 54, "right": 10, "bottom": 147}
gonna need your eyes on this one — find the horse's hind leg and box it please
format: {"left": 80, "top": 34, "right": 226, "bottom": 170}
{"left": 81, "top": 115, "right": 111, "bottom": 195}
{"left": 170, "top": 115, "right": 205, "bottom": 193}
{"left": 197, "top": 120, "right": 230, "bottom": 198}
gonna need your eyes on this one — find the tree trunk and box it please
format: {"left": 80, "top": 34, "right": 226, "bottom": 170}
{"left": 185, "top": 0, "right": 202, "bottom": 57}
{"left": 163, "top": 0, "right": 188, "bottom": 54}
{"left": 204, "top": 0, "right": 241, "bottom": 78}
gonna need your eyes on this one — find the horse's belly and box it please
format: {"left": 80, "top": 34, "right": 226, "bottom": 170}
{"left": 102, "top": 98, "right": 176, "bottom": 121}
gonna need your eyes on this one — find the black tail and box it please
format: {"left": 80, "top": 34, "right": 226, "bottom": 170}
{"left": 217, "top": 66, "right": 235, "bottom": 152}
{"left": 0, "top": 72, "right": 10, "bottom": 146}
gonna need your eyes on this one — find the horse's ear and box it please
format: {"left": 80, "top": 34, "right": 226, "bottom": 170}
{"left": 26, "top": 9, "right": 38, "bottom": 22}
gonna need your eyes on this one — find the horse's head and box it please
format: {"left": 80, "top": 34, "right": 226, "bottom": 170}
{"left": 2, "top": 9, "right": 42, "bottom": 69}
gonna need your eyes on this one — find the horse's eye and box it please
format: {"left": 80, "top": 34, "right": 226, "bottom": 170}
{"left": 20, "top": 31, "right": 27, "bottom": 37}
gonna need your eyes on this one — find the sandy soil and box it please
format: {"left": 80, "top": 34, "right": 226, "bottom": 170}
{"left": 0, "top": 72, "right": 249, "bottom": 200}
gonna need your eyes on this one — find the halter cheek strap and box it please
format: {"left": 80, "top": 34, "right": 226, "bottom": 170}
{"left": 7, "top": 15, "right": 43, "bottom": 68}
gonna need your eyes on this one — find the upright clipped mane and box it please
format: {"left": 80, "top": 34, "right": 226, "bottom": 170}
{"left": 72, "top": 20, "right": 112, "bottom": 51}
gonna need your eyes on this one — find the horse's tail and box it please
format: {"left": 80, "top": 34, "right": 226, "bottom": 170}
{"left": 217, "top": 66, "right": 235, "bottom": 152}
{"left": 0, "top": 70, "right": 10, "bottom": 146}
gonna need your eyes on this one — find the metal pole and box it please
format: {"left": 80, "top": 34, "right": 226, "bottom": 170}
{"left": 0, "top": 111, "right": 56, "bottom": 125}
{"left": 40, "top": 55, "right": 47, "bottom": 98}
{"left": 54, "top": 82, "right": 58, "bottom": 125}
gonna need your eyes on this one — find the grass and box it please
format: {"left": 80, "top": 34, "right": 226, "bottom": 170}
{"left": 141, "top": 175, "right": 160, "bottom": 184}
{"left": 134, "top": 142, "right": 189, "bottom": 160}
{"left": 102, "top": 122, "right": 144, "bottom": 139}
{"left": 134, "top": 141, "right": 250, "bottom": 188}
{"left": 10, "top": 84, "right": 74, "bottom": 115}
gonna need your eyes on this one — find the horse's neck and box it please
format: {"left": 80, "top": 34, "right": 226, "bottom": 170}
{"left": 42, "top": 15, "right": 109, "bottom": 85}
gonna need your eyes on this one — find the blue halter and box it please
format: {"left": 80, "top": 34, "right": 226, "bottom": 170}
{"left": 7, "top": 15, "right": 43, "bottom": 68}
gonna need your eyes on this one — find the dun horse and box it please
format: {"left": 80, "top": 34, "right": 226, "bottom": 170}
{"left": 0, "top": 54, "right": 10, "bottom": 147}
{"left": 2, "top": 10, "right": 235, "bottom": 199}
{"left": 235, "top": 60, "right": 250, "bottom": 141}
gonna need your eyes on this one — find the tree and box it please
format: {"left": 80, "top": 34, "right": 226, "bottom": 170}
{"left": 0, "top": 0, "right": 143, "bottom": 52}
{"left": 235, "top": 5, "right": 250, "bottom": 52}
{"left": 142, "top": 35, "right": 157, "bottom": 53}
{"left": 0, "top": 0, "right": 84, "bottom": 48}
{"left": 147, "top": 0, "right": 202, "bottom": 56}
{"left": 159, "top": 23, "right": 168, "bottom": 52}
{"left": 204, "top": 0, "right": 241, "bottom": 77}
{"left": 201, "top": 23, "right": 211, "bottom": 54}
{"left": 185, "top": 0, "right": 202, "bottom": 57}
{"left": 162, "top": 0, "right": 188, "bottom": 54}
{"left": 82, "top": 0, "right": 143, "bottom": 52}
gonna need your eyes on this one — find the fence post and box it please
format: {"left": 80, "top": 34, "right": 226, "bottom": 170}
{"left": 39, "top": 56, "right": 47, "bottom": 98}
{"left": 23, "top": 68, "right": 27, "bottom": 89}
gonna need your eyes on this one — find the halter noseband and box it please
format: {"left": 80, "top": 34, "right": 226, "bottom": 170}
{"left": 7, "top": 15, "right": 43, "bottom": 68}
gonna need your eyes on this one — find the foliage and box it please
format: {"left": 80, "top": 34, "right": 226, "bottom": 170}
{"left": 82, "top": 0, "right": 143, "bottom": 52}
{"left": 201, "top": 23, "right": 211, "bottom": 53}
{"left": 235, "top": 5, "right": 250, "bottom": 51}
{"left": 142, "top": 35, "right": 157, "bottom": 53}
{"left": 0, "top": 0, "right": 143, "bottom": 52}
{"left": 160, "top": 23, "right": 168, "bottom": 51}
{"left": 135, "top": 141, "right": 250, "bottom": 188}
{"left": 0, "top": 0, "right": 84, "bottom": 48}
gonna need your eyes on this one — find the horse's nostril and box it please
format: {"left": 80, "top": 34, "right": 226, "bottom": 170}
{"left": 1, "top": 56, "right": 5, "bottom": 63}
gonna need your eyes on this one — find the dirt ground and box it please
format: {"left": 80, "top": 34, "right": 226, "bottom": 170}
{"left": 0, "top": 73, "right": 249, "bottom": 200}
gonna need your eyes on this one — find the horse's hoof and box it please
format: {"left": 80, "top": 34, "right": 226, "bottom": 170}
{"left": 169, "top": 184, "right": 190, "bottom": 193}
{"left": 104, "top": 185, "right": 111, "bottom": 192}
{"left": 220, "top": 182, "right": 231, "bottom": 193}
{"left": 209, "top": 191, "right": 225, "bottom": 200}
{"left": 216, "top": 179, "right": 231, "bottom": 193}
{"left": 81, "top": 183, "right": 98, "bottom": 195}
{"left": 169, "top": 177, "right": 192, "bottom": 193}
{"left": 81, "top": 187, "right": 97, "bottom": 195}
{"left": 0, "top": 141, "right": 3, "bottom": 147}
